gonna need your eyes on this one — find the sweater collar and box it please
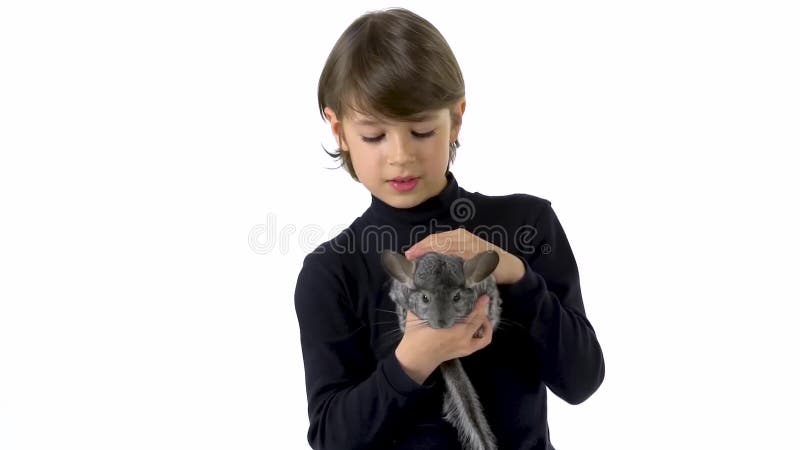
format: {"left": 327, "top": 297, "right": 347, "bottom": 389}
{"left": 363, "top": 170, "right": 462, "bottom": 226}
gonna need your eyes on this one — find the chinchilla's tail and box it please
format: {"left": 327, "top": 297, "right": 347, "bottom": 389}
{"left": 440, "top": 359, "right": 497, "bottom": 450}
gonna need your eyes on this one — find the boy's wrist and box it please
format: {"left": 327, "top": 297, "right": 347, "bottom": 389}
{"left": 497, "top": 250, "right": 526, "bottom": 284}
{"left": 395, "top": 340, "right": 439, "bottom": 385}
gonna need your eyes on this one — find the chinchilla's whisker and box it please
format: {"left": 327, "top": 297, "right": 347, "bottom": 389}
{"left": 405, "top": 319, "right": 430, "bottom": 329}
{"left": 375, "top": 308, "right": 402, "bottom": 316}
{"left": 378, "top": 327, "right": 405, "bottom": 341}
{"left": 454, "top": 317, "right": 482, "bottom": 327}
{"left": 401, "top": 323, "right": 431, "bottom": 333}
{"left": 378, "top": 320, "right": 428, "bottom": 343}
{"left": 496, "top": 322, "right": 511, "bottom": 333}
{"left": 373, "top": 320, "right": 405, "bottom": 326}
{"left": 377, "top": 319, "right": 429, "bottom": 341}
{"left": 498, "top": 318, "right": 526, "bottom": 331}
{"left": 403, "top": 316, "right": 427, "bottom": 324}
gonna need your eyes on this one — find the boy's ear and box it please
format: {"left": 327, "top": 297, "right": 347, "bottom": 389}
{"left": 449, "top": 97, "right": 466, "bottom": 142}
{"left": 323, "top": 106, "right": 348, "bottom": 152}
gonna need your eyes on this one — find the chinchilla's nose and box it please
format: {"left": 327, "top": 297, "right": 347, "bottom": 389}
{"left": 436, "top": 318, "right": 448, "bottom": 328}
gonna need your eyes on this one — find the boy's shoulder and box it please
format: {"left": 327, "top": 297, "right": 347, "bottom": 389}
{"left": 469, "top": 189, "right": 552, "bottom": 207}
{"left": 298, "top": 216, "right": 362, "bottom": 273}
{"left": 465, "top": 188, "right": 553, "bottom": 223}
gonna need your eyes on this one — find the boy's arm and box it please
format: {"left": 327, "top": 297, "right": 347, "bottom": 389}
{"left": 497, "top": 201, "right": 606, "bottom": 405}
{"left": 293, "top": 253, "right": 438, "bottom": 450}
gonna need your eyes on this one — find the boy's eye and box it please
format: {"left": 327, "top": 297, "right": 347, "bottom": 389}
{"left": 361, "top": 135, "right": 384, "bottom": 143}
{"left": 412, "top": 130, "right": 436, "bottom": 139}
{"left": 361, "top": 130, "right": 436, "bottom": 144}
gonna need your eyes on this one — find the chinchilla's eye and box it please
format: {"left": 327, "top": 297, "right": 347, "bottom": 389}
{"left": 452, "top": 293, "right": 461, "bottom": 302}
{"left": 422, "top": 294, "right": 429, "bottom": 303}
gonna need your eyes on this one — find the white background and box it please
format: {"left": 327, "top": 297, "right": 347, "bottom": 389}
{"left": 1, "top": 1, "right": 798, "bottom": 449}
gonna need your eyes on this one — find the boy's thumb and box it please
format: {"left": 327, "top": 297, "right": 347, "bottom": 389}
{"left": 475, "top": 295, "right": 489, "bottom": 314}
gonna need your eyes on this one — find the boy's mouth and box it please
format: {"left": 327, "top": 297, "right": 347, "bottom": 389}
{"left": 388, "top": 176, "right": 420, "bottom": 192}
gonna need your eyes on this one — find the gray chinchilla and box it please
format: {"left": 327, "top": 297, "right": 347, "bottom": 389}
{"left": 381, "top": 249, "right": 502, "bottom": 450}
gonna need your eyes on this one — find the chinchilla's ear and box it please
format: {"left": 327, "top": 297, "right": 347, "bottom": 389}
{"left": 380, "top": 250, "right": 415, "bottom": 285}
{"left": 463, "top": 250, "right": 500, "bottom": 287}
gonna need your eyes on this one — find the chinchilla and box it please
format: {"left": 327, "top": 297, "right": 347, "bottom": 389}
{"left": 381, "top": 249, "right": 502, "bottom": 450}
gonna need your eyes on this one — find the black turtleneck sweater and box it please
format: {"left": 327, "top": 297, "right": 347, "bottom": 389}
{"left": 293, "top": 171, "right": 605, "bottom": 450}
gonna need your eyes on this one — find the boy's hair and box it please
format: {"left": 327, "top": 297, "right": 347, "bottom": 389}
{"left": 317, "top": 7, "right": 465, "bottom": 181}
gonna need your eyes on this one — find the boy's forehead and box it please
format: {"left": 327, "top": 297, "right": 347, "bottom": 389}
{"left": 347, "top": 108, "right": 445, "bottom": 125}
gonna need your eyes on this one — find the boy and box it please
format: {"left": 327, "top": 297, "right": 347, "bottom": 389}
{"left": 294, "top": 7, "right": 604, "bottom": 449}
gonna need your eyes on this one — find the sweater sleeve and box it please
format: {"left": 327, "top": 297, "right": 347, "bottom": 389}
{"left": 497, "top": 201, "right": 605, "bottom": 405}
{"left": 293, "top": 252, "right": 439, "bottom": 450}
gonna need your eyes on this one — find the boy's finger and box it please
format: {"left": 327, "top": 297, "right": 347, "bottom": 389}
{"left": 469, "top": 295, "right": 490, "bottom": 317}
{"left": 463, "top": 296, "right": 488, "bottom": 332}
{"left": 474, "top": 314, "right": 490, "bottom": 333}
{"left": 475, "top": 318, "right": 494, "bottom": 345}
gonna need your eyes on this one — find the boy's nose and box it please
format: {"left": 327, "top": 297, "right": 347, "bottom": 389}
{"left": 388, "top": 137, "right": 416, "bottom": 165}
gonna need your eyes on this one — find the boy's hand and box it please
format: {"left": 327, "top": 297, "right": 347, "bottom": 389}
{"left": 404, "top": 228, "right": 525, "bottom": 285}
{"left": 394, "top": 295, "right": 493, "bottom": 385}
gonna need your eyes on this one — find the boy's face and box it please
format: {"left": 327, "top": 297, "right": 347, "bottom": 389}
{"left": 324, "top": 99, "right": 465, "bottom": 210}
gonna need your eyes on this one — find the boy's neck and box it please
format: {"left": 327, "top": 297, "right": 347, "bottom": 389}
{"left": 363, "top": 170, "right": 461, "bottom": 227}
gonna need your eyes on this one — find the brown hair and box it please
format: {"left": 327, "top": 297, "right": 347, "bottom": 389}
{"left": 317, "top": 7, "right": 465, "bottom": 181}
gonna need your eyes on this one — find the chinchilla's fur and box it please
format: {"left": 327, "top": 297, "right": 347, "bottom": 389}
{"left": 381, "top": 249, "right": 502, "bottom": 450}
